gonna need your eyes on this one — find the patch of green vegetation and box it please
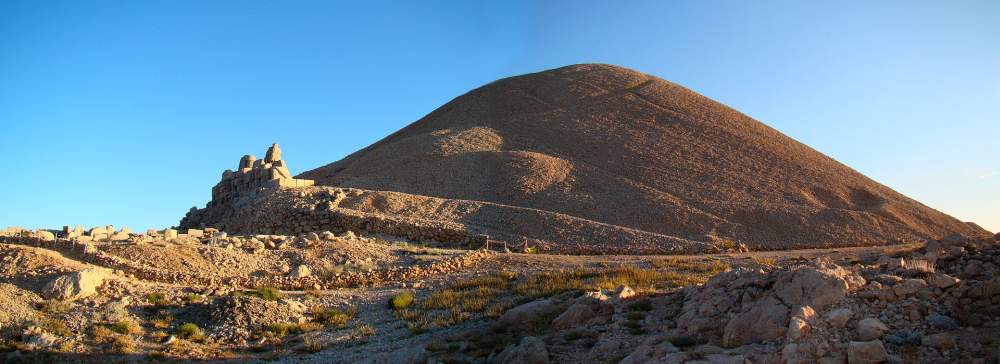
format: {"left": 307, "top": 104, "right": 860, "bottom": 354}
{"left": 110, "top": 319, "right": 143, "bottom": 335}
{"left": 177, "top": 323, "right": 205, "bottom": 342}
{"left": 146, "top": 292, "right": 169, "bottom": 305}
{"left": 312, "top": 306, "right": 356, "bottom": 328}
{"left": 389, "top": 291, "right": 414, "bottom": 310}
{"left": 244, "top": 287, "right": 283, "bottom": 301}
{"left": 182, "top": 293, "right": 204, "bottom": 303}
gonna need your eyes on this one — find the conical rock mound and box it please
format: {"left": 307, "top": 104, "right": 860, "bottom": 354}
{"left": 300, "top": 64, "right": 986, "bottom": 249}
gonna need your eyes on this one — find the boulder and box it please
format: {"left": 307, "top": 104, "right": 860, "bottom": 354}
{"left": 41, "top": 269, "right": 107, "bottom": 301}
{"left": 926, "top": 313, "right": 960, "bottom": 330}
{"left": 613, "top": 285, "right": 635, "bottom": 300}
{"left": 921, "top": 333, "right": 956, "bottom": 349}
{"left": 856, "top": 318, "right": 888, "bottom": 341}
{"left": 825, "top": 308, "right": 853, "bottom": 328}
{"left": 787, "top": 316, "right": 810, "bottom": 341}
{"left": 722, "top": 296, "right": 789, "bottom": 347}
{"left": 288, "top": 265, "right": 312, "bottom": 279}
{"left": 499, "top": 299, "right": 560, "bottom": 331}
{"left": 926, "top": 273, "right": 959, "bottom": 289}
{"left": 774, "top": 267, "right": 848, "bottom": 311}
{"left": 891, "top": 278, "right": 927, "bottom": 297}
{"left": 791, "top": 305, "right": 816, "bottom": 321}
{"left": 847, "top": 341, "right": 887, "bottom": 364}
{"left": 551, "top": 302, "right": 596, "bottom": 329}
{"left": 494, "top": 336, "right": 549, "bottom": 364}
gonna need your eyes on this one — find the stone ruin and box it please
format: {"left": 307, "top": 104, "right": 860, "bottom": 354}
{"left": 208, "top": 143, "right": 314, "bottom": 207}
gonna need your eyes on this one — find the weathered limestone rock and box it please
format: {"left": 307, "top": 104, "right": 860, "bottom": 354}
{"left": 551, "top": 302, "right": 596, "bottom": 329}
{"left": 774, "top": 267, "right": 848, "bottom": 311}
{"left": 891, "top": 278, "right": 927, "bottom": 297}
{"left": 826, "top": 307, "right": 853, "bottom": 328}
{"left": 856, "top": 318, "right": 888, "bottom": 341}
{"left": 495, "top": 336, "right": 549, "bottom": 364}
{"left": 500, "top": 299, "right": 560, "bottom": 331}
{"left": 613, "top": 285, "right": 635, "bottom": 300}
{"left": 41, "top": 269, "right": 107, "bottom": 301}
{"left": 926, "top": 272, "right": 959, "bottom": 289}
{"left": 722, "top": 296, "right": 789, "bottom": 347}
{"left": 847, "top": 341, "right": 887, "bottom": 364}
{"left": 787, "top": 316, "right": 810, "bottom": 341}
{"left": 288, "top": 265, "right": 312, "bottom": 279}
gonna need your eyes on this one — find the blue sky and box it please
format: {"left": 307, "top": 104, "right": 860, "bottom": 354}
{"left": 1, "top": 1, "right": 997, "bottom": 232}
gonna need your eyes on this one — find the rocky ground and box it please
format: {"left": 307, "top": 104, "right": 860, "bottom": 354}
{"left": 0, "top": 228, "right": 997, "bottom": 363}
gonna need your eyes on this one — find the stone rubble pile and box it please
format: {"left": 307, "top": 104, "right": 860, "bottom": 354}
{"left": 661, "top": 234, "right": 999, "bottom": 363}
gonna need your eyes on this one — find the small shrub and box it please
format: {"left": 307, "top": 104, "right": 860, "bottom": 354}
{"left": 397, "top": 308, "right": 422, "bottom": 322}
{"left": 302, "top": 335, "right": 323, "bottom": 353}
{"left": 750, "top": 255, "right": 777, "bottom": 266}
{"left": 182, "top": 293, "right": 204, "bottom": 303}
{"left": 37, "top": 316, "right": 71, "bottom": 337}
{"left": 247, "top": 287, "right": 283, "bottom": 301}
{"left": 147, "top": 292, "right": 169, "bottom": 305}
{"left": 264, "top": 323, "right": 299, "bottom": 338}
{"left": 422, "top": 290, "right": 458, "bottom": 309}
{"left": 406, "top": 318, "right": 429, "bottom": 334}
{"left": 110, "top": 319, "right": 143, "bottom": 335}
{"left": 353, "top": 324, "right": 375, "bottom": 338}
{"left": 151, "top": 313, "right": 174, "bottom": 329}
{"left": 110, "top": 336, "right": 136, "bottom": 354}
{"left": 89, "top": 325, "right": 116, "bottom": 344}
{"left": 177, "top": 323, "right": 205, "bottom": 342}
{"left": 313, "top": 306, "right": 356, "bottom": 327}
{"left": 389, "top": 291, "right": 414, "bottom": 310}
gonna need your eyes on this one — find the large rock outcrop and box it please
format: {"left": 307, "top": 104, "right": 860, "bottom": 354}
{"left": 41, "top": 269, "right": 107, "bottom": 301}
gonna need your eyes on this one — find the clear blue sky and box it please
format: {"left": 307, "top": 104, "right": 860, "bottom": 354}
{"left": 2, "top": 1, "right": 997, "bottom": 232}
